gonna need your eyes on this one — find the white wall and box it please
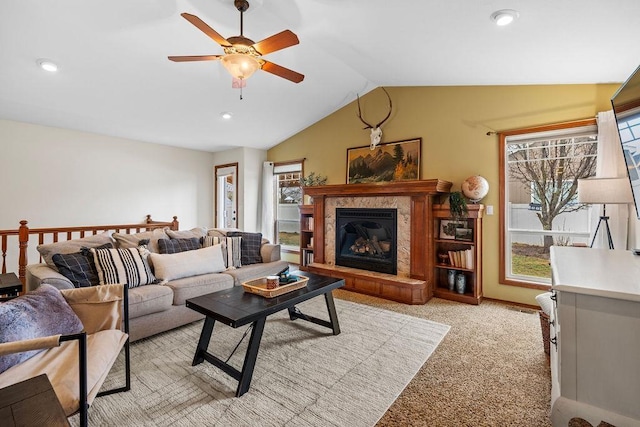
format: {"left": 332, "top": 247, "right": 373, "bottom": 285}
{"left": 0, "top": 119, "right": 216, "bottom": 231}
{"left": 242, "top": 147, "right": 267, "bottom": 232}
{"left": 212, "top": 147, "right": 266, "bottom": 233}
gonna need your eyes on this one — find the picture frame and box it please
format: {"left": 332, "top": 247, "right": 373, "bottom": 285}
{"left": 439, "top": 220, "right": 465, "bottom": 240}
{"left": 455, "top": 227, "right": 474, "bottom": 242}
{"left": 346, "top": 137, "right": 421, "bottom": 184}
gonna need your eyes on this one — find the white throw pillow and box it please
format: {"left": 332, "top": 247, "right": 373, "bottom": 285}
{"left": 149, "top": 244, "right": 226, "bottom": 281}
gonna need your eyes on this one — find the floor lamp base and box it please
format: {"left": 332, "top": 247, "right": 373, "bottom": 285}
{"left": 589, "top": 215, "right": 614, "bottom": 249}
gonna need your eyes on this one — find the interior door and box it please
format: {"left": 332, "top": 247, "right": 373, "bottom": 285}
{"left": 215, "top": 163, "right": 238, "bottom": 228}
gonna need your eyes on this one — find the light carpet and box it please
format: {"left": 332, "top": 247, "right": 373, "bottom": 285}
{"left": 70, "top": 297, "right": 449, "bottom": 427}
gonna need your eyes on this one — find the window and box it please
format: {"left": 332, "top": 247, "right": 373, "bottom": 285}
{"left": 500, "top": 120, "right": 598, "bottom": 288}
{"left": 274, "top": 162, "right": 303, "bottom": 251}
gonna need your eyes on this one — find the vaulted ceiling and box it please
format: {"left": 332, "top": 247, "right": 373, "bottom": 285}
{"left": 1, "top": 0, "right": 639, "bottom": 152}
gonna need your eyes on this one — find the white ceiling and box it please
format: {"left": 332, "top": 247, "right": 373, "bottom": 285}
{"left": 2, "top": 0, "right": 640, "bottom": 152}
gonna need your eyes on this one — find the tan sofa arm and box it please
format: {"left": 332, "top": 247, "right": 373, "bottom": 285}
{"left": 0, "top": 335, "right": 62, "bottom": 356}
{"left": 60, "top": 284, "right": 126, "bottom": 335}
{"left": 260, "top": 243, "right": 281, "bottom": 263}
{"left": 26, "top": 263, "right": 74, "bottom": 292}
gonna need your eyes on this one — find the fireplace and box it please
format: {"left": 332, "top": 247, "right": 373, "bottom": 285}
{"left": 335, "top": 208, "right": 397, "bottom": 275}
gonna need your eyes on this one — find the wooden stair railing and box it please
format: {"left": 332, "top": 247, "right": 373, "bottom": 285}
{"left": 0, "top": 215, "right": 179, "bottom": 286}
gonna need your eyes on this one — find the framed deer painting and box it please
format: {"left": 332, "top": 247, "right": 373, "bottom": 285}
{"left": 346, "top": 137, "right": 421, "bottom": 184}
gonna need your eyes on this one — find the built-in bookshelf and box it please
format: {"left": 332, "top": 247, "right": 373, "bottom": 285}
{"left": 299, "top": 205, "right": 314, "bottom": 270}
{"left": 432, "top": 204, "right": 484, "bottom": 305}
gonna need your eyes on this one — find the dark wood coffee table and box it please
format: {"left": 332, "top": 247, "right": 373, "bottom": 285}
{"left": 185, "top": 271, "right": 344, "bottom": 397}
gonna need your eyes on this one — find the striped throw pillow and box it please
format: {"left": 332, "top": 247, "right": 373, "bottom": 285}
{"left": 91, "top": 247, "right": 156, "bottom": 288}
{"left": 225, "top": 236, "right": 242, "bottom": 269}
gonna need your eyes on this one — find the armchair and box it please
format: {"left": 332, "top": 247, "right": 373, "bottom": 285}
{"left": 0, "top": 284, "right": 130, "bottom": 427}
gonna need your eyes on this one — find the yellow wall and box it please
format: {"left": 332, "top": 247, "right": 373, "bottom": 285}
{"left": 268, "top": 84, "right": 620, "bottom": 306}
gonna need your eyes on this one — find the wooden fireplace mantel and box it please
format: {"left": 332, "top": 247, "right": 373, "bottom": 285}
{"left": 302, "top": 179, "right": 452, "bottom": 198}
{"left": 304, "top": 179, "right": 452, "bottom": 304}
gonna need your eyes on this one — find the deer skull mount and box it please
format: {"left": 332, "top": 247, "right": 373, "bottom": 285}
{"left": 356, "top": 87, "right": 393, "bottom": 150}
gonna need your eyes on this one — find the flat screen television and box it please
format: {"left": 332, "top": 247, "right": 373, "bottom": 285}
{"left": 612, "top": 64, "right": 640, "bottom": 219}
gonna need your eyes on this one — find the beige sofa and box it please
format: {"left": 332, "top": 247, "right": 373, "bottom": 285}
{"left": 26, "top": 228, "right": 290, "bottom": 342}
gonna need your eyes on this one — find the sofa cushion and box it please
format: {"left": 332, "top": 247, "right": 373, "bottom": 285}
{"left": 226, "top": 231, "right": 263, "bottom": 265}
{"left": 149, "top": 245, "right": 226, "bottom": 282}
{"left": 91, "top": 247, "right": 156, "bottom": 288}
{"left": 165, "top": 272, "right": 234, "bottom": 305}
{"left": 158, "top": 238, "right": 201, "bottom": 254}
{"left": 127, "top": 285, "right": 174, "bottom": 319}
{"left": 37, "top": 232, "right": 115, "bottom": 271}
{"left": 0, "top": 284, "right": 84, "bottom": 374}
{"left": 112, "top": 228, "right": 168, "bottom": 254}
{"left": 52, "top": 244, "right": 113, "bottom": 288}
{"left": 166, "top": 227, "right": 208, "bottom": 240}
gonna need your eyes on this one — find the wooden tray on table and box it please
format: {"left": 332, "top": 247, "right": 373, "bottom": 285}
{"left": 242, "top": 276, "right": 309, "bottom": 298}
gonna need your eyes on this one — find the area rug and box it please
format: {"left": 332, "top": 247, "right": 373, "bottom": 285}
{"left": 70, "top": 298, "right": 449, "bottom": 427}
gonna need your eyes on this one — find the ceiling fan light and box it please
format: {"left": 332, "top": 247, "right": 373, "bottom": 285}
{"left": 221, "top": 54, "right": 261, "bottom": 80}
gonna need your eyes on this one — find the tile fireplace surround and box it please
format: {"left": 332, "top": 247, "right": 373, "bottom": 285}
{"left": 303, "top": 180, "right": 451, "bottom": 304}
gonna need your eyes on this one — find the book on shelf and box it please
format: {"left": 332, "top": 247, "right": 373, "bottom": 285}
{"left": 446, "top": 247, "right": 474, "bottom": 269}
{"left": 303, "top": 250, "right": 314, "bottom": 266}
{"left": 307, "top": 217, "right": 314, "bottom": 230}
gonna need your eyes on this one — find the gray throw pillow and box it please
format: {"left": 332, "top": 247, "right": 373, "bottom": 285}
{"left": 112, "top": 228, "right": 169, "bottom": 254}
{"left": 0, "top": 284, "right": 84, "bottom": 373}
{"left": 158, "top": 238, "right": 201, "bottom": 254}
{"left": 166, "top": 227, "right": 208, "bottom": 240}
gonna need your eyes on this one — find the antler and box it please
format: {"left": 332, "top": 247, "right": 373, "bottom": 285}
{"left": 356, "top": 94, "right": 373, "bottom": 130}
{"left": 356, "top": 87, "right": 392, "bottom": 130}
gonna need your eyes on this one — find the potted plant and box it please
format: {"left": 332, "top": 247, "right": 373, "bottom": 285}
{"left": 300, "top": 172, "right": 327, "bottom": 187}
{"left": 448, "top": 190, "right": 468, "bottom": 220}
{"left": 300, "top": 172, "right": 327, "bottom": 204}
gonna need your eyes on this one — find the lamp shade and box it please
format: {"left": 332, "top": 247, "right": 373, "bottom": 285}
{"left": 577, "top": 177, "right": 633, "bottom": 204}
{"left": 221, "top": 54, "right": 261, "bottom": 80}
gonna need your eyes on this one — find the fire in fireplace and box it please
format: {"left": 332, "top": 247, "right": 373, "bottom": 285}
{"left": 335, "top": 208, "right": 397, "bottom": 275}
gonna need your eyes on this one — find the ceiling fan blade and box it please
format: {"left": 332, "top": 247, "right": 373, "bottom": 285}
{"left": 168, "top": 55, "right": 222, "bottom": 62}
{"left": 252, "top": 30, "right": 299, "bottom": 55}
{"left": 181, "top": 13, "right": 230, "bottom": 47}
{"left": 262, "top": 61, "right": 304, "bottom": 83}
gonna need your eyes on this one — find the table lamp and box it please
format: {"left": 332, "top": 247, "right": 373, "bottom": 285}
{"left": 577, "top": 177, "right": 633, "bottom": 249}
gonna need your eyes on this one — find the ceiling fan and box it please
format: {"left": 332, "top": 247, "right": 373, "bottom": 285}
{"left": 168, "top": 0, "right": 304, "bottom": 84}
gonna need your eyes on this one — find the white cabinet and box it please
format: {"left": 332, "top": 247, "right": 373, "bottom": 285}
{"left": 550, "top": 247, "right": 640, "bottom": 427}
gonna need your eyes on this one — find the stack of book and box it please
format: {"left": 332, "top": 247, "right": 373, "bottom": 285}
{"left": 302, "top": 249, "right": 314, "bottom": 266}
{"left": 447, "top": 247, "right": 474, "bottom": 269}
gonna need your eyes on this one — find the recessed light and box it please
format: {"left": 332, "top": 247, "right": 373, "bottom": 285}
{"left": 490, "top": 9, "right": 519, "bottom": 26}
{"left": 220, "top": 112, "right": 233, "bottom": 120}
{"left": 36, "top": 58, "right": 58, "bottom": 72}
